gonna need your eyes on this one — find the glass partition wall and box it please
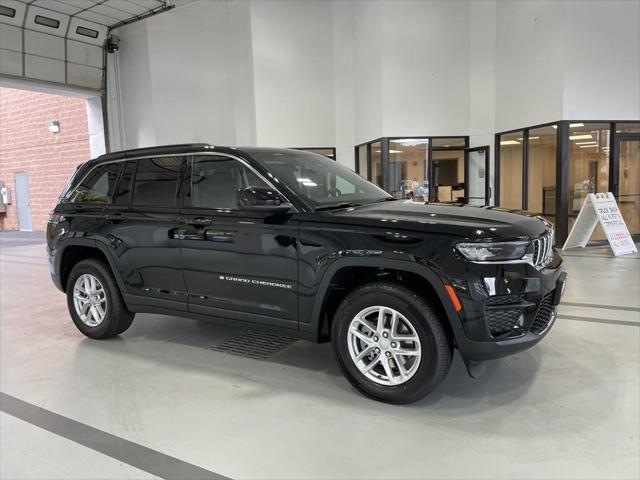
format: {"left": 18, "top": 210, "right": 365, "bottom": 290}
{"left": 355, "top": 136, "right": 469, "bottom": 202}
{"left": 292, "top": 147, "right": 336, "bottom": 159}
{"left": 496, "top": 121, "right": 640, "bottom": 245}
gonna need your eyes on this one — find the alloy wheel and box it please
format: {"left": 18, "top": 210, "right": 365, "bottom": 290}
{"left": 73, "top": 274, "right": 107, "bottom": 327}
{"left": 347, "top": 306, "right": 422, "bottom": 386}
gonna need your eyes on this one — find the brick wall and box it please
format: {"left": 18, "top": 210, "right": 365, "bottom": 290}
{"left": 0, "top": 87, "right": 91, "bottom": 231}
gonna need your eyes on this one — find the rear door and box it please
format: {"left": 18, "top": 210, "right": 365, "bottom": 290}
{"left": 179, "top": 153, "right": 299, "bottom": 329}
{"left": 94, "top": 156, "right": 188, "bottom": 311}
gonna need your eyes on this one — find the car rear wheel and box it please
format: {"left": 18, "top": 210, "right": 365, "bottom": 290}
{"left": 66, "top": 259, "right": 134, "bottom": 339}
{"left": 331, "top": 282, "right": 452, "bottom": 404}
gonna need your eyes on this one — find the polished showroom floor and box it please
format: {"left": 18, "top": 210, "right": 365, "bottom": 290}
{"left": 1, "top": 231, "right": 638, "bottom": 479}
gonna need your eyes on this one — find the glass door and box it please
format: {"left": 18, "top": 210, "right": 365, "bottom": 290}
{"left": 465, "top": 146, "right": 490, "bottom": 206}
{"left": 614, "top": 135, "right": 640, "bottom": 235}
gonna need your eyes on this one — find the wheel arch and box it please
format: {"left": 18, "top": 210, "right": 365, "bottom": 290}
{"left": 58, "top": 241, "right": 124, "bottom": 295}
{"left": 308, "top": 258, "right": 462, "bottom": 344}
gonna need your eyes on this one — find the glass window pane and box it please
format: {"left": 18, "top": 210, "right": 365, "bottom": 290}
{"left": 192, "top": 155, "right": 268, "bottom": 209}
{"left": 296, "top": 148, "right": 335, "bottom": 159}
{"left": 499, "top": 131, "right": 523, "bottom": 209}
{"left": 433, "top": 150, "right": 465, "bottom": 202}
{"left": 527, "top": 125, "right": 557, "bottom": 222}
{"left": 387, "top": 138, "right": 428, "bottom": 200}
{"left": 432, "top": 137, "right": 466, "bottom": 148}
{"left": 357, "top": 145, "right": 368, "bottom": 178}
{"left": 615, "top": 122, "right": 640, "bottom": 133}
{"left": 618, "top": 139, "right": 640, "bottom": 235}
{"left": 132, "top": 157, "right": 183, "bottom": 207}
{"left": 370, "top": 141, "right": 382, "bottom": 186}
{"left": 467, "top": 149, "right": 487, "bottom": 206}
{"left": 568, "top": 123, "right": 610, "bottom": 240}
{"left": 67, "top": 162, "right": 122, "bottom": 204}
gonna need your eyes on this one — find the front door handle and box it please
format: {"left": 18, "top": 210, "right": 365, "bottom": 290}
{"left": 105, "top": 213, "right": 126, "bottom": 222}
{"left": 181, "top": 217, "right": 212, "bottom": 227}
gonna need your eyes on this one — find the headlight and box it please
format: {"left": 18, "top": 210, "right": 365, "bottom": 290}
{"left": 455, "top": 241, "right": 531, "bottom": 262}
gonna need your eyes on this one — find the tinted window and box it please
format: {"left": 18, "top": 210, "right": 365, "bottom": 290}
{"left": 131, "top": 157, "right": 183, "bottom": 207}
{"left": 191, "top": 155, "right": 268, "bottom": 209}
{"left": 114, "top": 160, "right": 136, "bottom": 206}
{"left": 67, "top": 162, "right": 122, "bottom": 204}
{"left": 245, "top": 149, "right": 389, "bottom": 208}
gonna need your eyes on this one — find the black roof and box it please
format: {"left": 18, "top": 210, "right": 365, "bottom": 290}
{"left": 90, "top": 144, "right": 308, "bottom": 164}
{"left": 94, "top": 143, "right": 213, "bottom": 162}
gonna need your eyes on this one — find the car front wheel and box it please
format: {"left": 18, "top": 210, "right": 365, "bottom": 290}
{"left": 331, "top": 282, "right": 452, "bottom": 404}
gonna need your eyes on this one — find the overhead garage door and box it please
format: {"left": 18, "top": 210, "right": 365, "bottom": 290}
{"left": 0, "top": 0, "right": 170, "bottom": 91}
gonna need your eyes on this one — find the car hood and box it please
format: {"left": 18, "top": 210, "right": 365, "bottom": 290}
{"left": 326, "top": 201, "right": 549, "bottom": 240}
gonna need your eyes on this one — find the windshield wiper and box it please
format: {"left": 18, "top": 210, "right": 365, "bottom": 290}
{"left": 373, "top": 197, "right": 397, "bottom": 202}
{"left": 315, "top": 202, "right": 361, "bottom": 211}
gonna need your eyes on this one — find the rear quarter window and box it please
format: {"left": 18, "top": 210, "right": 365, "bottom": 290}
{"left": 65, "top": 162, "right": 123, "bottom": 204}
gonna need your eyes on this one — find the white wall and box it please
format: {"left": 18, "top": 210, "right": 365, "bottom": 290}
{"left": 250, "top": 0, "right": 335, "bottom": 148}
{"left": 561, "top": 0, "right": 640, "bottom": 120}
{"left": 106, "top": 0, "right": 640, "bottom": 169}
{"left": 381, "top": 0, "right": 470, "bottom": 137}
{"left": 495, "top": 1, "right": 565, "bottom": 132}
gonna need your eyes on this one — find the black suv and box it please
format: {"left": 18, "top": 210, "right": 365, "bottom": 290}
{"left": 48, "top": 144, "right": 566, "bottom": 403}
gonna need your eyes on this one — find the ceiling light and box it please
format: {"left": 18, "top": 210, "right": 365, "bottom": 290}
{"left": 48, "top": 121, "right": 60, "bottom": 133}
{"left": 389, "top": 149, "right": 403, "bottom": 154}
{"left": 575, "top": 141, "right": 597, "bottom": 145}
{"left": 500, "top": 140, "right": 520, "bottom": 145}
{"left": 296, "top": 178, "right": 312, "bottom": 183}
{"left": 516, "top": 136, "right": 540, "bottom": 141}
{"left": 579, "top": 145, "right": 598, "bottom": 148}
{"left": 552, "top": 125, "right": 558, "bottom": 129}
{"left": 570, "top": 123, "right": 584, "bottom": 128}
{"left": 570, "top": 134, "right": 593, "bottom": 140}
{"left": 302, "top": 182, "right": 318, "bottom": 187}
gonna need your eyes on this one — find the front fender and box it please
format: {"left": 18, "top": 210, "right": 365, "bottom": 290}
{"left": 300, "top": 254, "right": 465, "bottom": 344}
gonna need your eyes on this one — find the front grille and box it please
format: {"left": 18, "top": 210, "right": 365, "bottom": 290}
{"left": 530, "top": 290, "right": 556, "bottom": 335}
{"left": 485, "top": 295, "right": 526, "bottom": 337}
{"left": 532, "top": 231, "right": 553, "bottom": 268}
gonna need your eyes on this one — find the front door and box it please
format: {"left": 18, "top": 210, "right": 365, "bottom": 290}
{"left": 613, "top": 135, "right": 640, "bottom": 236}
{"left": 179, "top": 154, "right": 299, "bottom": 329}
{"left": 464, "top": 146, "right": 490, "bottom": 206}
{"left": 14, "top": 172, "right": 32, "bottom": 231}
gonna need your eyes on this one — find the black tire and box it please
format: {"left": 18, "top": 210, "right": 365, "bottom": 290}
{"left": 66, "top": 259, "right": 134, "bottom": 339}
{"left": 331, "top": 282, "right": 452, "bottom": 404}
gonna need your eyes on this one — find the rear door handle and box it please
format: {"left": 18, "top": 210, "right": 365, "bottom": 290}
{"left": 181, "top": 217, "right": 212, "bottom": 226}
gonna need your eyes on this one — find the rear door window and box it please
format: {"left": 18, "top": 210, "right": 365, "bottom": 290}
{"left": 67, "top": 162, "right": 122, "bottom": 204}
{"left": 131, "top": 157, "right": 184, "bottom": 208}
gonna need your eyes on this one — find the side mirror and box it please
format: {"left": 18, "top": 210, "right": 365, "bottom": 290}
{"left": 237, "top": 186, "right": 292, "bottom": 213}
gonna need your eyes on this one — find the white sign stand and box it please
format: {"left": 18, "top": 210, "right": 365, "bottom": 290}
{"left": 563, "top": 192, "right": 637, "bottom": 256}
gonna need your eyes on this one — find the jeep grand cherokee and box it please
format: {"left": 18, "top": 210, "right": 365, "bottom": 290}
{"left": 48, "top": 144, "right": 566, "bottom": 403}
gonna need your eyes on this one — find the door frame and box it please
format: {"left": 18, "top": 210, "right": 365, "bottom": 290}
{"left": 611, "top": 132, "right": 640, "bottom": 239}
{"left": 464, "top": 145, "right": 490, "bottom": 205}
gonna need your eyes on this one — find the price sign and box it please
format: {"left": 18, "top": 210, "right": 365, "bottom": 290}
{"left": 563, "top": 193, "right": 637, "bottom": 256}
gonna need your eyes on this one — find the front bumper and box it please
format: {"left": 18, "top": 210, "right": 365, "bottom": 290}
{"left": 448, "top": 254, "right": 566, "bottom": 361}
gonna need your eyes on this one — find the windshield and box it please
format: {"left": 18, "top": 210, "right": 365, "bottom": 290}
{"left": 246, "top": 149, "right": 391, "bottom": 209}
